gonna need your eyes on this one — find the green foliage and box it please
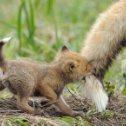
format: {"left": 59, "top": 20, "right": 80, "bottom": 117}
{"left": 122, "top": 73, "right": 126, "bottom": 95}
{"left": 17, "top": 0, "right": 36, "bottom": 49}
{"left": 2, "top": 116, "right": 64, "bottom": 126}
{"left": 55, "top": 116, "right": 90, "bottom": 126}
{"left": 104, "top": 81, "right": 115, "bottom": 97}
{"left": 0, "top": 0, "right": 115, "bottom": 62}
{"left": 3, "top": 117, "right": 30, "bottom": 126}
{"left": 67, "top": 83, "right": 80, "bottom": 95}
{"left": 100, "top": 110, "right": 115, "bottom": 119}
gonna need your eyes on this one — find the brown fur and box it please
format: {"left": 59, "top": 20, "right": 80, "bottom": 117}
{"left": 0, "top": 43, "right": 92, "bottom": 117}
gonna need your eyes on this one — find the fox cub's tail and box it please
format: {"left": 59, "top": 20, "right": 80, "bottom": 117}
{"left": 0, "top": 37, "right": 11, "bottom": 72}
{"left": 0, "top": 37, "right": 11, "bottom": 90}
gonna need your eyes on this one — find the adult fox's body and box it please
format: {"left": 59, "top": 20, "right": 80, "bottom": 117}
{"left": 81, "top": 0, "right": 126, "bottom": 111}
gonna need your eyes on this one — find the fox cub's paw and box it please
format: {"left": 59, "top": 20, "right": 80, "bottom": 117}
{"left": 73, "top": 111, "right": 85, "bottom": 118}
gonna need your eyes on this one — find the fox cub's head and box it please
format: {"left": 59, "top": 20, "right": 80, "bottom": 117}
{"left": 56, "top": 46, "right": 93, "bottom": 82}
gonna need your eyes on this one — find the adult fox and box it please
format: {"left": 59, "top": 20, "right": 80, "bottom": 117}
{"left": 81, "top": 0, "right": 126, "bottom": 112}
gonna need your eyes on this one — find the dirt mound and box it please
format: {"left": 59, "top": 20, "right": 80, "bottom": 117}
{"left": 0, "top": 95, "right": 126, "bottom": 126}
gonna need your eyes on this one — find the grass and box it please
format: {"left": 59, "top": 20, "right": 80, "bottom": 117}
{"left": 0, "top": 0, "right": 116, "bottom": 61}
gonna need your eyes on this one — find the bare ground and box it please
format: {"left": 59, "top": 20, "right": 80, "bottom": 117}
{"left": 0, "top": 95, "right": 125, "bottom": 126}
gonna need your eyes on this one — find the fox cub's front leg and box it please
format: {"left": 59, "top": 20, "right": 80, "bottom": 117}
{"left": 56, "top": 95, "right": 85, "bottom": 118}
{"left": 39, "top": 85, "right": 58, "bottom": 106}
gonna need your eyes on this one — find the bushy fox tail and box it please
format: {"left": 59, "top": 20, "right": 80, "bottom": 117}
{"left": 0, "top": 37, "right": 11, "bottom": 72}
{"left": 80, "top": 0, "right": 126, "bottom": 112}
{"left": 0, "top": 37, "right": 11, "bottom": 91}
{"left": 0, "top": 41, "right": 6, "bottom": 71}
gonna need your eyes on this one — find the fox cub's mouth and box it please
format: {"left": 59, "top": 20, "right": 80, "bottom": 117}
{"left": 82, "top": 73, "right": 93, "bottom": 81}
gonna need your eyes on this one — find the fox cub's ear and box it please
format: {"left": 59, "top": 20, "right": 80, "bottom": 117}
{"left": 64, "top": 60, "right": 76, "bottom": 73}
{"left": 61, "top": 45, "right": 69, "bottom": 52}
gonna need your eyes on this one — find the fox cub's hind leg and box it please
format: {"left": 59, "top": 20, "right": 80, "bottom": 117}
{"left": 17, "top": 96, "right": 34, "bottom": 114}
{"left": 8, "top": 77, "right": 36, "bottom": 114}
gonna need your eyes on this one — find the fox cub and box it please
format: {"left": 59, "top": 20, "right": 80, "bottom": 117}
{"left": 0, "top": 40, "right": 92, "bottom": 117}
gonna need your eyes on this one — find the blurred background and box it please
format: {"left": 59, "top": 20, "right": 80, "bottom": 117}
{"left": 0, "top": 0, "right": 126, "bottom": 96}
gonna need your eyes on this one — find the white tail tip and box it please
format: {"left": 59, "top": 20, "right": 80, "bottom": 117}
{"left": 81, "top": 75, "right": 108, "bottom": 112}
{"left": 1, "top": 37, "right": 12, "bottom": 43}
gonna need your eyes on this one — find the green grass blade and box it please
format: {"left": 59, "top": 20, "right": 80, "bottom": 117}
{"left": 17, "top": 0, "right": 25, "bottom": 49}
{"left": 29, "top": 0, "right": 36, "bottom": 37}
